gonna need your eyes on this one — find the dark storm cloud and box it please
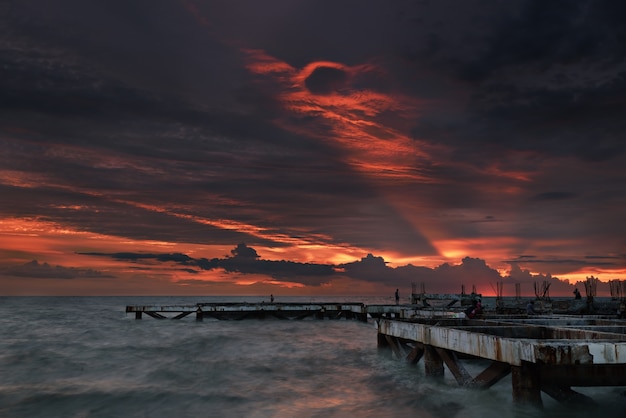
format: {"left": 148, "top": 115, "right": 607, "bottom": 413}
{"left": 340, "top": 256, "right": 505, "bottom": 291}
{"left": 5, "top": 0, "right": 244, "bottom": 104}
{"left": 507, "top": 255, "right": 623, "bottom": 268}
{"left": 80, "top": 244, "right": 578, "bottom": 293}
{"left": 0, "top": 185, "right": 274, "bottom": 246}
{"left": 82, "top": 244, "right": 336, "bottom": 286}
{"left": 531, "top": 192, "right": 577, "bottom": 202}
{"left": 230, "top": 243, "right": 260, "bottom": 259}
{"left": 585, "top": 255, "right": 623, "bottom": 261}
{"left": 6, "top": 0, "right": 626, "bottom": 164}
{"left": 409, "top": 0, "right": 626, "bottom": 162}
{"left": 0, "top": 38, "right": 296, "bottom": 154}
{"left": 460, "top": 81, "right": 626, "bottom": 162}
{"left": 505, "top": 254, "right": 626, "bottom": 278}
{"left": 460, "top": 0, "right": 626, "bottom": 81}
{"left": 304, "top": 67, "right": 349, "bottom": 95}
{"left": 3, "top": 260, "right": 113, "bottom": 279}
{"left": 97, "top": 252, "right": 195, "bottom": 264}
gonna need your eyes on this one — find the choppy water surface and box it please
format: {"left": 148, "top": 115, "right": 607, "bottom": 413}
{"left": 1, "top": 296, "right": 625, "bottom": 417}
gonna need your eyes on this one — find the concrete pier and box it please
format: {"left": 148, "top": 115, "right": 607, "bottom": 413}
{"left": 125, "top": 299, "right": 626, "bottom": 406}
{"left": 377, "top": 316, "right": 626, "bottom": 406}
{"left": 125, "top": 302, "right": 464, "bottom": 321}
{"left": 125, "top": 302, "right": 368, "bottom": 321}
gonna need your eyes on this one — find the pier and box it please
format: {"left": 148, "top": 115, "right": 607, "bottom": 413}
{"left": 125, "top": 302, "right": 465, "bottom": 321}
{"left": 125, "top": 299, "right": 626, "bottom": 407}
{"left": 125, "top": 302, "right": 369, "bottom": 321}
{"left": 377, "top": 316, "right": 626, "bottom": 406}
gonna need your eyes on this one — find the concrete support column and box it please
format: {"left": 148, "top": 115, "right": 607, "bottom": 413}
{"left": 196, "top": 308, "right": 203, "bottom": 321}
{"left": 377, "top": 333, "right": 390, "bottom": 352}
{"left": 511, "top": 362, "right": 542, "bottom": 406}
{"left": 424, "top": 345, "right": 444, "bottom": 377}
{"left": 135, "top": 311, "right": 142, "bottom": 320}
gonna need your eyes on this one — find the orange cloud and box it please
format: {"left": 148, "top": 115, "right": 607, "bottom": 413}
{"left": 433, "top": 237, "right": 519, "bottom": 269}
{"left": 243, "top": 50, "right": 433, "bottom": 184}
{"left": 0, "top": 216, "right": 373, "bottom": 295}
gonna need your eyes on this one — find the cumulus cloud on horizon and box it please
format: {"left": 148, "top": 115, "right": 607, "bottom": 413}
{"left": 77, "top": 243, "right": 592, "bottom": 295}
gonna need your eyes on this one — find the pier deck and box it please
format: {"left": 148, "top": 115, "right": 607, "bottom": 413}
{"left": 125, "top": 302, "right": 466, "bottom": 321}
{"left": 125, "top": 302, "right": 368, "bottom": 321}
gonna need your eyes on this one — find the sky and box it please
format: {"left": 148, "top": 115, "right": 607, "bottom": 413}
{"left": 1, "top": 0, "right": 626, "bottom": 297}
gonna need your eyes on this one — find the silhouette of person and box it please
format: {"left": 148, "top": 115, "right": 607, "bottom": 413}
{"left": 270, "top": 294, "right": 274, "bottom": 303}
{"left": 395, "top": 289, "right": 399, "bottom": 305}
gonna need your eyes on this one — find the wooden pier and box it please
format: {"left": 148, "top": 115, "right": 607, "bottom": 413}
{"left": 377, "top": 316, "right": 626, "bottom": 406}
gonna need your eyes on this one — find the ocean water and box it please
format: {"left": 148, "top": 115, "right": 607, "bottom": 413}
{"left": 1, "top": 296, "right": 625, "bottom": 418}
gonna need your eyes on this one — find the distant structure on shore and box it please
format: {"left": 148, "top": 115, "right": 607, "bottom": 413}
{"left": 410, "top": 276, "right": 626, "bottom": 316}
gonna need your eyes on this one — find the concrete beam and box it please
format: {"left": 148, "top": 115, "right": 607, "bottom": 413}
{"left": 471, "top": 361, "right": 511, "bottom": 389}
{"left": 378, "top": 319, "right": 626, "bottom": 365}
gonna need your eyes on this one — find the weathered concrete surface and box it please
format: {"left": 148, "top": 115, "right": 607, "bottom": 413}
{"left": 495, "top": 297, "right": 622, "bottom": 315}
{"left": 377, "top": 318, "right": 626, "bottom": 366}
{"left": 410, "top": 293, "right": 481, "bottom": 307}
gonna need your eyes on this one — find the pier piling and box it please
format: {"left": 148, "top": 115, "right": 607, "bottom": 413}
{"left": 423, "top": 345, "right": 444, "bottom": 377}
{"left": 511, "top": 362, "right": 542, "bottom": 406}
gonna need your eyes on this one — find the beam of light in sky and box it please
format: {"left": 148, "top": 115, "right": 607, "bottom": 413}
{"left": 240, "top": 48, "right": 626, "bottom": 283}
{"left": 242, "top": 49, "right": 446, "bottom": 258}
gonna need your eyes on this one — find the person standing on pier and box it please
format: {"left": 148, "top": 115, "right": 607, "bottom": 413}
{"left": 270, "top": 294, "right": 274, "bottom": 303}
{"left": 573, "top": 288, "right": 581, "bottom": 299}
{"left": 526, "top": 300, "right": 536, "bottom": 315}
{"left": 465, "top": 299, "right": 483, "bottom": 319}
{"left": 395, "top": 289, "right": 399, "bottom": 305}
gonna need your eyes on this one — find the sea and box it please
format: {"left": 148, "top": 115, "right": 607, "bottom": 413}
{"left": 1, "top": 296, "right": 625, "bottom": 418}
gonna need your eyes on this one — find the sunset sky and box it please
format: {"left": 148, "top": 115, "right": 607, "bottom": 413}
{"left": 1, "top": 0, "right": 625, "bottom": 297}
